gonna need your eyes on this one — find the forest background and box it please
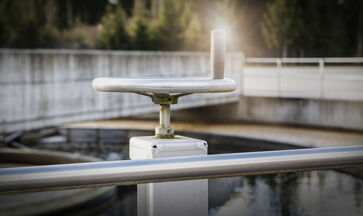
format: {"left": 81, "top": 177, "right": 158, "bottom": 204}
{"left": 0, "top": 0, "right": 361, "bottom": 57}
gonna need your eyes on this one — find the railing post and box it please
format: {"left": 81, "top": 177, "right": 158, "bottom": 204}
{"left": 241, "top": 53, "right": 245, "bottom": 97}
{"left": 277, "top": 58, "right": 282, "bottom": 97}
{"left": 319, "top": 58, "right": 325, "bottom": 99}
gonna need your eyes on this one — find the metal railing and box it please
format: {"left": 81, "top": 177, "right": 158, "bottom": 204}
{"left": 242, "top": 57, "right": 363, "bottom": 100}
{"left": 1, "top": 146, "right": 362, "bottom": 194}
{"left": 245, "top": 57, "right": 363, "bottom": 64}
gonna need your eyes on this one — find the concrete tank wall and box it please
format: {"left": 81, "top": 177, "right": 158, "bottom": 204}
{"left": 0, "top": 49, "right": 243, "bottom": 133}
{"left": 172, "top": 97, "right": 363, "bottom": 130}
{"left": 1, "top": 49, "right": 362, "bottom": 133}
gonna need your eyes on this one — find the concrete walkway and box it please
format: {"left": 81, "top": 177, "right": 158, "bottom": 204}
{"left": 65, "top": 119, "right": 363, "bottom": 148}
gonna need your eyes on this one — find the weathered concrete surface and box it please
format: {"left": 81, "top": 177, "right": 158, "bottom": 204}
{"left": 243, "top": 66, "right": 363, "bottom": 101}
{"left": 1, "top": 49, "right": 362, "bottom": 133}
{"left": 172, "top": 97, "right": 363, "bottom": 130}
{"left": 66, "top": 119, "right": 363, "bottom": 148}
{"left": 0, "top": 49, "right": 243, "bottom": 133}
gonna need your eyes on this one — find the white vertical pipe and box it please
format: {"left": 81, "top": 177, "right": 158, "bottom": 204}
{"left": 211, "top": 29, "right": 226, "bottom": 79}
{"left": 319, "top": 58, "right": 325, "bottom": 99}
{"left": 159, "top": 104, "right": 170, "bottom": 130}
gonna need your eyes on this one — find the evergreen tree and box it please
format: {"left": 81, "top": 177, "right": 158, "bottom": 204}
{"left": 132, "top": 18, "right": 151, "bottom": 50}
{"left": 96, "top": 5, "right": 130, "bottom": 50}
{"left": 131, "top": 2, "right": 152, "bottom": 50}
{"left": 2, "top": 0, "right": 60, "bottom": 48}
{"left": 0, "top": 0, "right": 361, "bottom": 56}
{"left": 151, "top": 0, "right": 191, "bottom": 50}
{"left": 261, "top": 0, "right": 302, "bottom": 57}
{"left": 0, "top": 2, "right": 8, "bottom": 47}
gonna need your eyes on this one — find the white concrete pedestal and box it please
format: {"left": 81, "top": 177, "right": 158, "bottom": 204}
{"left": 130, "top": 136, "right": 208, "bottom": 216}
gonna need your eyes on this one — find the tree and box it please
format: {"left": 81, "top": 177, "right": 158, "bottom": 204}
{"left": 132, "top": 17, "right": 151, "bottom": 50}
{"left": 130, "top": 2, "right": 152, "bottom": 50}
{"left": 96, "top": 5, "right": 130, "bottom": 50}
{"left": 1, "top": 0, "right": 60, "bottom": 48}
{"left": 0, "top": 2, "right": 8, "bottom": 47}
{"left": 261, "top": 0, "right": 302, "bottom": 57}
{"left": 151, "top": 0, "right": 191, "bottom": 50}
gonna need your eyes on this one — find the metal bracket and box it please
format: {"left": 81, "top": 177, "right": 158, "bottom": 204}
{"left": 136, "top": 93, "right": 192, "bottom": 138}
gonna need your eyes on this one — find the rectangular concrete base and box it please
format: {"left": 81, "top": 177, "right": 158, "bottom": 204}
{"left": 130, "top": 136, "right": 208, "bottom": 216}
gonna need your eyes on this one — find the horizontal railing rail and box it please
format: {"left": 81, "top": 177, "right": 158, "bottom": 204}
{"left": 0, "top": 146, "right": 362, "bottom": 194}
{"left": 242, "top": 57, "right": 363, "bottom": 101}
{"left": 245, "top": 57, "right": 363, "bottom": 64}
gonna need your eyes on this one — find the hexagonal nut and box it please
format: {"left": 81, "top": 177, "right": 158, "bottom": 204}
{"left": 155, "top": 127, "right": 174, "bottom": 139}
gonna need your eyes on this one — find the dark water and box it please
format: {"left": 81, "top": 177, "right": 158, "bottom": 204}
{"left": 94, "top": 171, "right": 363, "bottom": 216}
{"left": 209, "top": 172, "right": 363, "bottom": 216}
{"left": 24, "top": 128, "right": 363, "bottom": 216}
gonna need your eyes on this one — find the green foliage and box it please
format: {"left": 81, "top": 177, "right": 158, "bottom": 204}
{"left": 300, "top": 1, "right": 347, "bottom": 57}
{"left": 0, "top": 0, "right": 362, "bottom": 57}
{"left": 0, "top": 2, "right": 8, "bottom": 47}
{"left": 0, "top": 0, "right": 60, "bottom": 48}
{"left": 127, "top": 0, "right": 203, "bottom": 51}
{"left": 261, "top": 0, "right": 302, "bottom": 56}
{"left": 260, "top": 0, "right": 361, "bottom": 57}
{"left": 37, "top": 27, "right": 61, "bottom": 48}
{"left": 183, "top": 12, "right": 204, "bottom": 51}
{"left": 151, "top": 0, "right": 191, "bottom": 50}
{"left": 96, "top": 5, "right": 130, "bottom": 50}
{"left": 132, "top": 17, "right": 151, "bottom": 50}
{"left": 130, "top": 3, "right": 152, "bottom": 50}
{"left": 61, "top": 28, "right": 86, "bottom": 49}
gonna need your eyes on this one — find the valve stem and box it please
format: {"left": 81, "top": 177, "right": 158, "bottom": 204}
{"left": 155, "top": 104, "right": 174, "bottom": 138}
